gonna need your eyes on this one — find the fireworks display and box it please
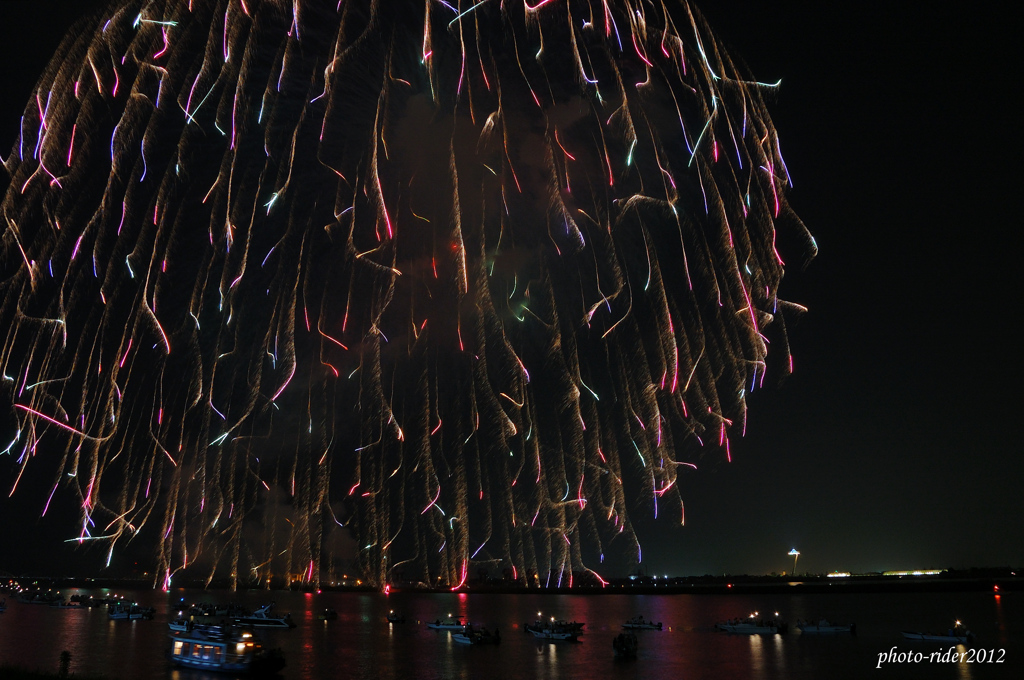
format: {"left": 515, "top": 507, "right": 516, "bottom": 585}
{"left": 1, "top": 0, "right": 815, "bottom": 589}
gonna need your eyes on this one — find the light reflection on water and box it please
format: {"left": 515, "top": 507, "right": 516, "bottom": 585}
{"left": 0, "top": 590, "right": 1017, "bottom": 679}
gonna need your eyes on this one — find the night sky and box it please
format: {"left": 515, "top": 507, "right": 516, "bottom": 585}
{"left": 0, "top": 1, "right": 1019, "bottom": 578}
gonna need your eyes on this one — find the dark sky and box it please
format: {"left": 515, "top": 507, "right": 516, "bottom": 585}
{"left": 0, "top": 1, "right": 1019, "bottom": 578}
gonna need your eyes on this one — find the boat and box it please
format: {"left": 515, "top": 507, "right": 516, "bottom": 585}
{"left": 50, "top": 600, "right": 85, "bottom": 609}
{"left": 427, "top": 615, "right": 467, "bottom": 630}
{"left": 798, "top": 619, "right": 855, "bottom": 634}
{"left": 189, "top": 602, "right": 248, "bottom": 619}
{"left": 316, "top": 609, "right": 338, "bottom": 621}
{"left": 169, "top": 618, "right": 194, "bottom": 632}
{"left": 902, "top": 622, "right": 973, "bottom": 643}
{"left": 452, "top": 625, "right": 501, "bottom": 645}
{"left": 525, "top": 619, "right": 582, "bottom": 641}
{"left": 716, "top": 614, "right": 782, "bottom": 634}
{"left": 108, "top": 604, "right": 130, "bottom": 620}
{"left": 131, "top": 605, "right": 156, "bottom": 620}
{"left": 613, "top": 632, "right": 638, "bottom": 658}
{"left": 524, "top": 619, "right": 585, "bottom": 635}
{"left": 169, "top": 625, "right": 285, "bottom": 675}
{"left": 386, "top": 610, "right": 405, "bottom": 624}
{"left": 109, "top": 603, "right": 154, "bottom": 620}
{"left": 622, "top": 615, "right": 662, "bottom": 630}
{"left": 234, "top": 603, "right": 296, "bottom": 629}
{"left": 17, "top": 591, "right": 62, "bottom": 605}
{"left": 0, "top": 598, "right": 6, "bottom": 613}
{"left": 528, "top": 626, "right": 580, "bottom": 641}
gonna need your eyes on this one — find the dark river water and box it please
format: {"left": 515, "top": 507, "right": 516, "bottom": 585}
{"left": 0, "top": 588, "right": 1019, "bottom": 679}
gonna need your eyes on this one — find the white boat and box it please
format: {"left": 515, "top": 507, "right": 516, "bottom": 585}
{"left": 168, "top": 618, "right": 193, "bottom": 632}
{"left": 525, "top": 619, "right": 585, "bottom": 634}
{"left": 622, "top": 616, "right": 662, "bottom": 630}
{"left": 525, "top": 619, "right": 583, "bottom": 641}
{"left": 169, "top": 625, "right": 285, "bottom": 674}
{"left": 109, "top": 603, "right": 154, "bottom": 620}
{"left": 427, "top": 616, "right": 467, "bottom": 631}
{"left": 798, "top": 619, "right": 855, "bottom": 634}
{"left": 234, "top": 602, "right": 296, "bottom": 629}
{"left": 716, "top": 616, "right": 779, "bottom": 634}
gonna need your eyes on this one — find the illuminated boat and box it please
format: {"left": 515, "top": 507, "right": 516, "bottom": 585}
{"left": 233, "top": 603, "right": 296, "bottom": 629}
{"left": 525, "top": 619, "right": 582, "bottom": 641}
{"left": 452, "top": 625, "right": 501, "bottom": 645}
{"left": 169, "top": 618, "right": 194, "bottom": 632}
{"left": 169, "top": 626, "right": 285, "bottom": 675}
{"left": 108, "top": 603, "right": 154, "bottom": 620}
{"left": 427, "top": 615, "right": 467, "bottom": 630}
{"left": 902, "top": 622, "right": 973, "bottom": 643}
{"left": 525, "top": 619, "right": 585, "bottom": 635}
{"left": 386, "top": 610, "right": 405, "bottom": 623}
{"left": 316, "top": 608, "right": 338, "bottom": 621}
{"left": 622, "top": 616, "right": 662, "bottom": 630}
{"left": 528, "top": 626, "right": 579, "bottom": 641}
{"left": 17, "top": 591, "right": 61, "bottom": 605}
{"left": 716, "top": 614, "right": 780, "bottom": 634}
{"left": 797, "top": 619, "right": 855, "bottom": 634}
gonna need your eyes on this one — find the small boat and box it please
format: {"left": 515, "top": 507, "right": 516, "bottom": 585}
{"left": 613, "top": 632, "right": 638, "bottom": 658}
{"left": 902, "top": 622, "right": 973, "bottom": 643}
{"left": 108, "top": 603, "right": 152, "bottom": 620}
{"left": 427, "top": 616, "right": 467, "bottom": 630}
{"left": 234, "top": 602, "right": 296, "bottom": 629}
{"left": 51, "top": 600, "right": 85, "bottom": 609}
{"left": 452, "top": 625, "right": 501, "bottom": 645}
{"left": 108, "top": 604, "right": 131, "bottom": 620}
{"left": 17, "top": 592, "right": 62, "bottom": 605}
{"left": 386, "top": 610, "right": 405, "bottom": 624}
{"left": 622, "top": 616, "right": 662, "bottom": 630}
{"left": 525, "top": 619, "right": 583, "bottom": 641}
{"left": 716, "top": 615, "right": 781, "bottom": 635}
{"left": 169, "top": 625, "right": 285, "bottom": 675}
{"left": 169, "top": 618, "right": 194, "bottom": 632}
{"left": 0, "top": 598, "right": 6, "bottom": 613}
{"left": 316, "top": 609, "right": 338, "bottom": 621}
{"left": 529, "top": 626, "right": 580, "bottom": 641}
{"left": 798, "top": 619, "right": 855, "bottom": 634}
{"left": 524, "top": 619, "right": 585, "bottom": 635}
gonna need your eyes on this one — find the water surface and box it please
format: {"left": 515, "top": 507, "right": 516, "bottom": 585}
{"left": 0, "top": 589, "right": 1018, "bottom": 679}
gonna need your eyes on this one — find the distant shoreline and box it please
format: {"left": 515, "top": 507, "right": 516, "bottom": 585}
{"left": 4, "top": 569, "right": 1018, "bottom": 596}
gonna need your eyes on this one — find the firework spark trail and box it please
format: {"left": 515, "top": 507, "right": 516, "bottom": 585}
{"left": 0, "top": 0, "right": 814, "bottom": 589}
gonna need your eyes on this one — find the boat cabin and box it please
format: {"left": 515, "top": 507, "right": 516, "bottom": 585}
{"left": 170, "top": 629, "right": 259, "bottom": 671}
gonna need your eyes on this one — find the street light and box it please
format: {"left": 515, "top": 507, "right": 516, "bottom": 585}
{"left": 788, "top": 549, "right": 800, "bottom": 575}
